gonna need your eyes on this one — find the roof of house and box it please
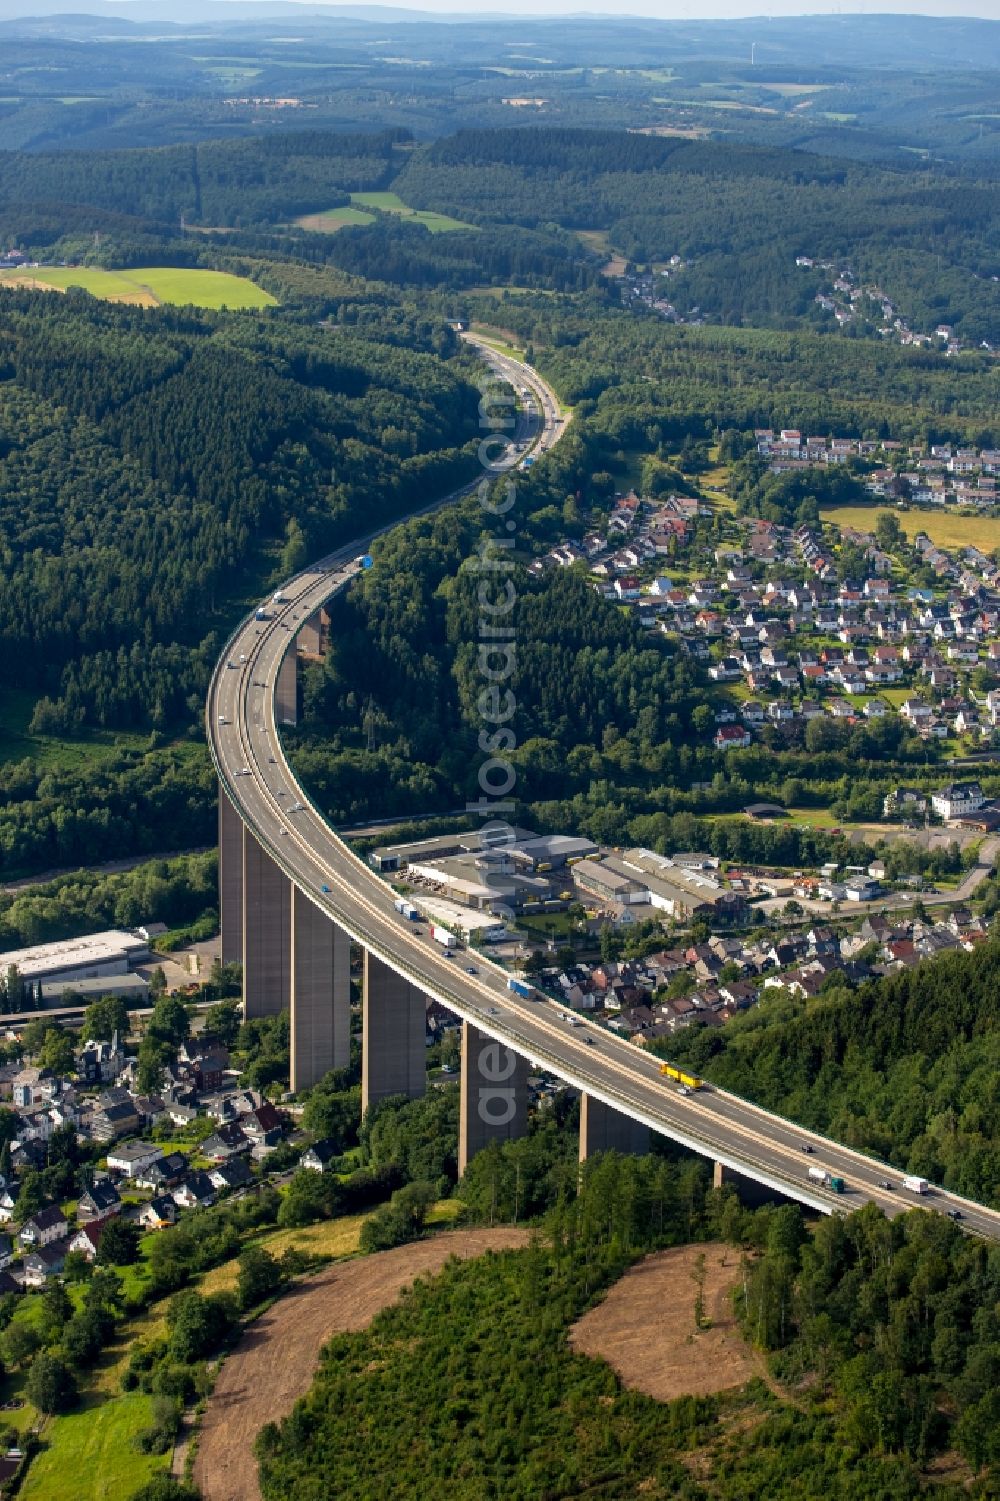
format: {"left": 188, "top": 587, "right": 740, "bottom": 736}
{"left": 211, "top": 1158, "right": 253, "bottom": 1189}
{"left": 25, "top": 1242, "right": 66, "bottom": 1269}
{"left": 80, "top": 1180, "right": 121, "bottom": 1211}
{"left": 25, "top": 1205, "right": 67, "bottom": 1232}
{"left": 302, "top": 1138, "right": 340, "bottom": 1164}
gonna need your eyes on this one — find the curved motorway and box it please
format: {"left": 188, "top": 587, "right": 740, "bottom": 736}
{"left": 208, "top": 335, "right": 1000, "bottom": 1241}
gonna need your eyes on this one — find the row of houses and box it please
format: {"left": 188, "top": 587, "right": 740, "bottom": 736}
{"left": 535, "top": 904, "right": 990, "bottom": 1047}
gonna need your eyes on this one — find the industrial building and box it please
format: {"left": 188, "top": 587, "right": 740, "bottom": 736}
{"left": 414, "top": 897, "right": 509, "bottom": 944}
{"left": 39, "top": 973, "right": 151, "bottom": 1008}
{"left": 571, "top": 858, "right": 648, "bottom": 906}
{"left": 406, "top": 851, "right": 551, "bottom": 913}
{"left": 368, "top": 826, "right": 537, "bottom": 873}
{"left": 0, "top": 931, "right": 152, "bottom": 988}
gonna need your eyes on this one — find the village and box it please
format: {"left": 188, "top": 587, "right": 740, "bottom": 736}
{"left": 794, "top": 255, "right": 997, "bottom": 355}
{"left": 533, "top": 464, "right": 1000, "bottom": 762}
{"left": 0, "top": 1012, "right": 300, "bottom": 1290}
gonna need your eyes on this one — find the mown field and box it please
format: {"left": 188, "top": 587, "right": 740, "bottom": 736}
{"left": 349, "top": 190, "right": 475, "bottom": 233}
{"left": 0, "top": 266, "right": 276, "bottom": 309}
{"left": 294, "top": 204, "right": 376, "bottom": 231}
{"left": 822, "top": 504, "right": 1000, "bottom": 551}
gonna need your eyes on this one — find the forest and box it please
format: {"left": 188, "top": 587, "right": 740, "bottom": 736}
{"left": 0, "top": 130, "right": 404, "bottom": 231}
{"left": 0, "top": 292, "right": 477, "bottom": 731}
{"left": 0, "top": 12, "right": 998, "bottom": 169}
{"left": 396, "top": 129, "right": 1000, "bottom": 341}
{"left": 484, "top": 300, "right": 999, "bottom": 446}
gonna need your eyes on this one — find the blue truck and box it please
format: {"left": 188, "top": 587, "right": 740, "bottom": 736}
{"left": 507, "top": 977, "right": 539, "bottom": 1000}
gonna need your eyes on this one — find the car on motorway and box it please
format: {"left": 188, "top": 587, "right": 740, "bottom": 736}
{"left": 443, "top": 950, "right": 455, "bottom": 959}
{"left": 227, "top": 661, "right": 237, "bottom": 670}
{"left": 678, "top": 1085, "right": 692, "bottom": 1096}
{"left": 466, "top": 965, "right": 478, "bottom": 975}
{"left": 800, "top": 1143, "right": 814, "bottom": 1153}
{"left": 948, "top": 1209, "right": 963, "bottom": 1220}
{"left": 320, "top": 884, "right": 330, "bottom": 893}
{"left": 584, "top": 1036, "right": 596, "bottom": 1046}
{"left": 878, "top": 1180, "right": 895, "bottom": 1190}
{"left": 279, "top": 827, "right": 288, "bottom": 836}
{"left": 218, "top": 714, "right": 229, "bottom": 724}
{"left": 290, "top": 801, "right": 304, "bottom": 811}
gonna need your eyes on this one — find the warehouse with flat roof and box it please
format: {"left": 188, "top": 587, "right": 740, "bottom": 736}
{"left": 0, "top": 931, "right": 151, "bottom": 987}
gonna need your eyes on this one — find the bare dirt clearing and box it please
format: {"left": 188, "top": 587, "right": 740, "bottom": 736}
{"left": 193, "top": 1226, "right": 530, "bottom": 1501}
{"left": 570, "top": 1242, "right": 758, "bottom": 1401}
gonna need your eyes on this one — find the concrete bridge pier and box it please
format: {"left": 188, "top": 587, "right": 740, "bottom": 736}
{"left": 361, "top": 953, "right": 426, "bottom": 1114}
{"left": 275, "top": 648, "right": 298, "bottom": 726}
{"left": 713, "top": 1160, "right": 791, "bottom": 1207}
{"left": 242, "top": 832, "right": 291, "bottom": 1019}
{"left": 458, "top": 1022, "right": 529, "bottom": 1175}
{"left": 579, "top": 1094, "right": 649, "bottom": 1161}
{"left": 290, "top": 888, "right": 351, "bottom": 1092}
{"left": 219, "top": 784, "right": 245, "bottom": 967}
{"left": 298, "top": 608, "right": 325, "bottom": 656}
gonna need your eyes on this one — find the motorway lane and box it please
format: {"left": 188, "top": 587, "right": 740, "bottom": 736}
{"left": 209, "top": 341, "right": 1000, "bottom": 1240}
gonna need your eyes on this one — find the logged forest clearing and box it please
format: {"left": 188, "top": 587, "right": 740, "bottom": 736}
{"left": 570, "top": 1243, "right": 759, "bottom": 1401}
{"left": 194, "top": 1228, "right": 531, "bottom": 1501}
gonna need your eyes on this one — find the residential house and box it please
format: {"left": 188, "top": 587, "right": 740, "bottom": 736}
{"left": 300, "top": 1139, "right": 340, "bottom": 1174}
{"left": 106, "top": 1141, "right": 164, "bottom": 1179}
{"left": 77, "top": 1180, "right": 122, "bottom": 1222}
{"left": 202, "top": 1122, "right": 251, "bottom": 1162}
{"left": 207, "top": 1158, "right": 254, "bottom": 1193}
{"left": 22, "top": 1242, "right": 66, "bottom": 1287}
{"left": 136, "top": 1152, "right": 189, "bottom": 1191}
{"left": 884, "top": 787, "right": 927, "bottom": 818}
{"left": 714, "top": 725, "right": 751, "bottom": 751}
{"left": 172, "top": 1172, "right": 216, "bottom": 1210}
{"left": 931, "top": 782, "right": 985, "bottom": 821}
{"left": 68, "top": 1217, "right": 113, "bottom": 1263}
{"left": 134, "top": 1195, "right": 179, "bottom": 1231}
{"left": 19, "top": 1206, "right": 67, "bottom": 1249}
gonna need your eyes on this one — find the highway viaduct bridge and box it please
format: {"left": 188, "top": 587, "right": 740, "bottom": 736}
{"left": 208, "top": 337, "right": 1000, "bottom": 1239}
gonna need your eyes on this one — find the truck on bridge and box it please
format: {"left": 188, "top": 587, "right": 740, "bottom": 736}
{"left": 808, "top": 1165, "right": 846, "bottom": 1194}
{"left": 507, "top": 976, "right": 541, "bottom": 1001}
{"left": 659, "top": 1064, "right": 704, "bottom": 1090}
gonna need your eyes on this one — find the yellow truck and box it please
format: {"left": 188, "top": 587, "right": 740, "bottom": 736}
{"left": 659, "top": 1063, "right": 704, "bottom": 1091}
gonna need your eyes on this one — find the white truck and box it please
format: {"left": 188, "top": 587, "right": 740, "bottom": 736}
{"left": 431, "top": 924, "right": 457, "bottom": 949}
{"left": 393, "top": 897, "right": 420, "bottom": 921}
{"left": 903, "top": 1175, "right": 929, "bottom": 1195}
{"left": 808, "top": 1165, "right": 846, "bottom": 1194}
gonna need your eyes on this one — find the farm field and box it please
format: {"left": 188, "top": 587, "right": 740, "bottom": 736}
{"left": 349, "top": 190, "right": 476, "bottom": 232}
{"left": 294, "top": 204, "right": 376, "bottom": 232}
{"left": 822, "top": 505, "right": 1000, "bottom": 552}
{"left": 0, "top": 266, "right": 276, "bottom": 309}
